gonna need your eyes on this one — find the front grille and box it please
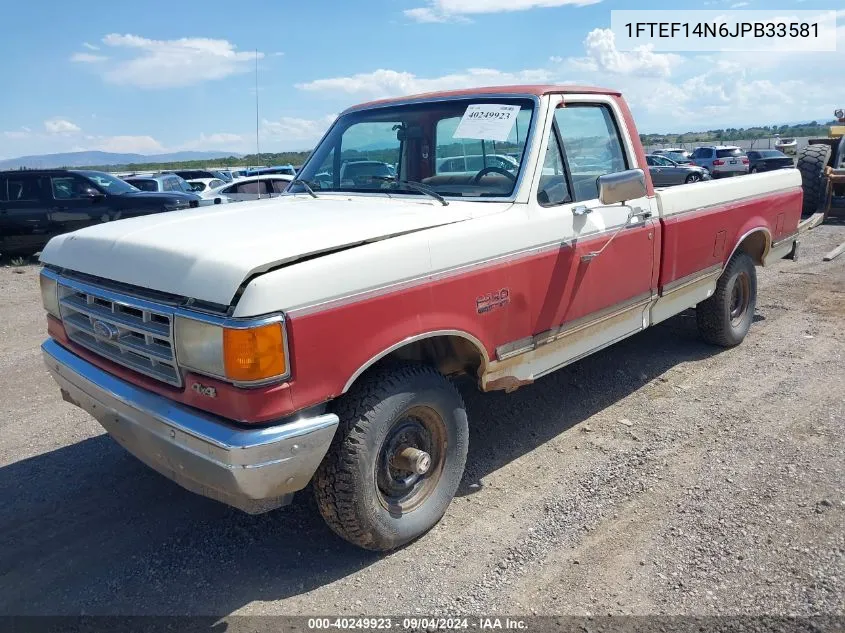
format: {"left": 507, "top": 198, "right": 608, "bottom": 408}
{"left": 58, "top": 282, "right": 181, "bottom": 387}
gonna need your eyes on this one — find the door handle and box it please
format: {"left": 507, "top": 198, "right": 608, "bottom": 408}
{"left": 630, "top": 209, "right": 652, "bottom": 222}
{"left": 573, "top": 205, "right": 591, "bottom": 216}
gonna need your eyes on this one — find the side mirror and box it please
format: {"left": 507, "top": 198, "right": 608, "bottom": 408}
{"left": 81, "top": 187, "right": 104, "bottom": 199}
{"left": 597, "top": 169, "right": 647, "bottom": 205}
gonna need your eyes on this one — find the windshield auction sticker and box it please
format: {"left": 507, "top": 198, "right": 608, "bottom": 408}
{"left": 453, "top": 104, "right": 520, "bottom": 142}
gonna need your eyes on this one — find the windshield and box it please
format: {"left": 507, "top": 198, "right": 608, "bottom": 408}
{"left": 75, "top": 170, "right": 138, "bottom": 194}
{"left": 291, "top": 97, "right": 536, "bottom": 199}
{"left": 758, "top": 150, "right": 786, "bottom": 158}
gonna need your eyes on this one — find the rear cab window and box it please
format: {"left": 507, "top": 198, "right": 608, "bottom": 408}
{"left": 716, "top": 148, "right": 744, "bottom": 158}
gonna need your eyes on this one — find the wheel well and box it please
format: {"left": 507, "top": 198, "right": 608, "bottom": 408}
{"left": 342, "top": 333, "right": 488, "bottom": 393}
{"left": 734, "top": 230, "right": 769, "bottom": 266}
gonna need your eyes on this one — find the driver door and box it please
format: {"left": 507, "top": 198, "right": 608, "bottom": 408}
{"left": 527, "top": 97, "right": 657, "bottom": 373}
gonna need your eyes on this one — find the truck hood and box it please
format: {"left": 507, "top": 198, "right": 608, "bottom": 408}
{"left": 40, "top": 195, "right": 474, "bottom": 307}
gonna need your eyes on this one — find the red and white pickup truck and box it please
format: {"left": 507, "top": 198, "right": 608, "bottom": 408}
{"left": 39, "top": 85, "right": 802, "bottom": 550}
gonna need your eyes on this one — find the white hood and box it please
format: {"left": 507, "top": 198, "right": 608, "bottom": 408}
{"left": 40, "top": 195, "right": 473, "bottom": 306}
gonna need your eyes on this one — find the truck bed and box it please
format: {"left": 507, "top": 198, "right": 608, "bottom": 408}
{"left": 653, "top": 170, "right": 803, "bottom": 290}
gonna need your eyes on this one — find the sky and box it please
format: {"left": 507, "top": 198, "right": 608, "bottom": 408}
{"left": 0, "top": 0, "right": 842, "bottom": 159}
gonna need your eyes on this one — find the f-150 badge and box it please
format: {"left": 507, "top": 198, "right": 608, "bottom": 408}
{"left": 476, "top": 288, "right": 510, "bottom": 314}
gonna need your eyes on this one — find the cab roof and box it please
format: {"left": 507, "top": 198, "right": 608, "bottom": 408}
{"left": 342, "top": 84, "right": 620, "bottom": 113}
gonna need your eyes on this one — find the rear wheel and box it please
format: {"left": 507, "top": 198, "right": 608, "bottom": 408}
{"left": 796, "top": 144, "right": 831, "bottom": 216}
{"left": 313, "top": 363, "right": 468, "bottom": 551}
{"left": 696, "top": 251, "right": 757, "bottom": 347}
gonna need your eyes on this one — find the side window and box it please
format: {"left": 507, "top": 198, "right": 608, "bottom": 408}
{"left": 209, "top": 179, "right": 224, "bottom": 189}
{"left": 51, "top": 175, "right": 92, "bottom": 200}
{"left": 7, "top": 175, "right": 43, "bottom": 201}
{"left": 0, "top": 178, "right": 6, "bottom": 201}
{"left": 554, "top": 104, "right": 628, "bottom": 202}
{"left": 271, "top": 179, "right": 289, "bottom": 194}
{"left": 537, "top": 131, "right": 571, "bottom": 206}
{"left": 646, "top": 156, "right": 657, "bottom": 166}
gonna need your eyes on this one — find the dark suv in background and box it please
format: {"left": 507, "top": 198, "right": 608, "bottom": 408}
{"left": 0, "top": 169, "right": 196, "bottom": 255}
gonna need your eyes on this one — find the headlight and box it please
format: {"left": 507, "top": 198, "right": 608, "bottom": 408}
{"left": 40, "top": 271, "right": 61, "bottom": 319}
{"left": 174, "top": 315, "right": 288, "bottom": 385}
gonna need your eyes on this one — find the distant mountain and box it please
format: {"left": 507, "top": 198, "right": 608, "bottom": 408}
{"left": 0, "top": 150, "right": 242, "bottom": 170}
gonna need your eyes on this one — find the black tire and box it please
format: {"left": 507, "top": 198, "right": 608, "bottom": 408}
{"left": 796, "top": 144, "right": 831, "bottom": 216}
{"left": 696, "top": 251, "right": 757, "bottom": 348}
{"left": 313, "top": 363, "right": 468, "bottom": 551}
{"left": 750, "top": 167, "right": 758, "bottom": 174}
{"left": 685, "top": 173, "right": 702, "bottom": 184}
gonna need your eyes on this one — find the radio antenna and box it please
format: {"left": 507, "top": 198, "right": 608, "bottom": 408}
{"left": 255, "top": 49, "right": 261, "bottom": 198}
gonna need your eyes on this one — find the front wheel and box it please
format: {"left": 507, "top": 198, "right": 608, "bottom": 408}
{"left": 685, "top": 173, "right": 702, "bottom": 184}
{"left": 696, "top": 251, "right": 757, "bottom": 347}
{"left": 313, "top": 363, "right": 469, "bottom": 551}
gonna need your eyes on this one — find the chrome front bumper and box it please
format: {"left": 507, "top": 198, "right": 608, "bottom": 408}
{"left": 42, "top": 339, "right": 338, "bottom": 514}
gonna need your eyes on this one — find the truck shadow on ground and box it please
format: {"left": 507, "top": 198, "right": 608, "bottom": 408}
{"left": 0, "top": 309, "right": 723, "bottom": 617}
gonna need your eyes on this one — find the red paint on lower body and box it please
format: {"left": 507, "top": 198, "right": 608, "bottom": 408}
{"left": 659, "top": 188, "right": 802, "bottom": 288}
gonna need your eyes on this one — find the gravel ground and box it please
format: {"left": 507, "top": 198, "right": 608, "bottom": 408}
{"left": 0, "top": 225, "right": 843, "bottom": 620}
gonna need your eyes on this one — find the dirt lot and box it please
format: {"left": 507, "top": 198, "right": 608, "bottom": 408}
{"left": 0, "top": 225, "right": 843, "bottom": 620}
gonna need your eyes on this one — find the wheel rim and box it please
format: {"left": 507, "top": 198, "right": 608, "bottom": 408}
{"left": 729, "top": 272, "right": 751, "bottom": 327}
{"left": 376, "top": 406, "right": 447, "bottom": 513}
{"left": 688, "top": 174, "right": 700, "bottom": 183}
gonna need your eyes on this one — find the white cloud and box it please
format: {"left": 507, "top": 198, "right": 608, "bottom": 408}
{"left": 71, "top": 52, "right": 108, "bottom": 63}
{"left": 262, "top": 115, "right": 337, "bottom": 145}
{"left": 297, "top": 67, "right": 551, "bottom": 98}
{"left": 730, "top": 2, "right": 750, "bottom": 7}
{"left": 93, "top": 135, "right": 165, "bottom": 154}
{"left": 44, "top": 119, "right": 81, "bottom": 134}
{"left": 91, "top": 33, "right": 261, "bottom": 89}
{"left": 3, "top": 130, "right": 30, "bottom": 139}
{"left": 567, "top": 29, "right": 682, "bottom": 78}
{"left": 405, "top": 0, "right": 600, "bottom": 21}
{"left": 82, "top": 42, "right": 99, "bottom": 51}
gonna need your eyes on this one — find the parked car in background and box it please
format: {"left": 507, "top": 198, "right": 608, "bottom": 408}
{"left": 169, "top": 169, "right": 231, "bottom": 183}
{"left": 645, "top": 154, "right": 711, "bottom": 186}
{"left": 202, "top": 174, "right": 293, "bottom": 202}
{"left": 690, "top": 146, "right": 749, "bottom": 178}
{"left": 747, "top": 150, "right": 794, "bottom": 173}
{"left": 774, "top": 138, "right": 798, "bottom": 156}
{"left": 337, "top": 160, "right": 396, "bottom": 185}
{"left": 244, "top": 165, "right": 297, "bottom": 177}
{"left": 653, "top": 148, "right": 692, "bottom": 163}
{"left": 0, "top": 169, "right": 194, "bottom": 254}
{"left": 436, "top": 154, "right": 519, "bottom": 174}
{"left": 187, "top": 178, "right": 227, "bottom": 193}
{"left": 123, "top": 173, "right": 196, "bottom": 195}
{"left": 124, "top": 174, "right": 223, "bottom": 206}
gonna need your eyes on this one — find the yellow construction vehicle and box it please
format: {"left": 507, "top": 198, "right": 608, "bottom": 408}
{"left": 796, "top": 109, "right": 845, "bottom": 221}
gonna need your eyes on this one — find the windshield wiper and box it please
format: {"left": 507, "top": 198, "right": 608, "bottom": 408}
{"left": 371, "top": 176, "right": 448, "bottom": 206}
{"left": 289, "top": 178, "right": 318, "bottom": 198}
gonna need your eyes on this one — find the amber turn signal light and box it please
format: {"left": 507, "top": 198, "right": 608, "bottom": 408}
{"left": 223, "top": 323, "right": 287, "bottom": 382}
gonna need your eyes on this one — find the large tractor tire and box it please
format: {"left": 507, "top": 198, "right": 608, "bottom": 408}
{"left": 796, "top": 144, "right": 831, "bottom": 216}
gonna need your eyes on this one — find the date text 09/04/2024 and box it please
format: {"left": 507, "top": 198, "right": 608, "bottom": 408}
{"left": 624, "top": 21, "right": 819, "bottom": 38}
